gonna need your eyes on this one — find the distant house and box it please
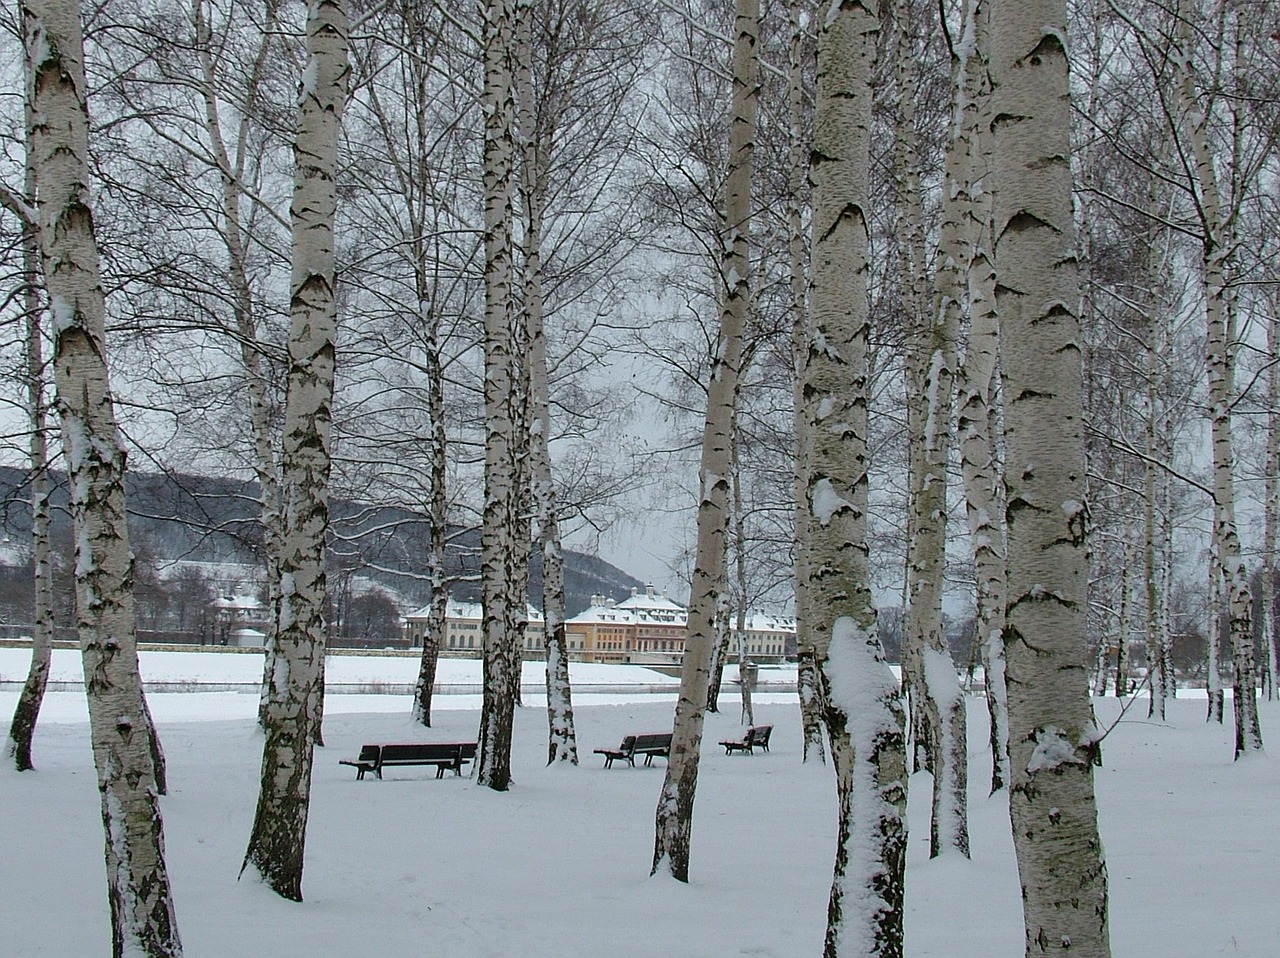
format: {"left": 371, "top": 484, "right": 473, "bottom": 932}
{"left": 402, "top": 598, "right": 546, "bottom": 655}
{"left": 213, "top": 593, "right": 267, "bottom": 646}
{"left": 565, "top": 584, "right": 794, "bottom": 665}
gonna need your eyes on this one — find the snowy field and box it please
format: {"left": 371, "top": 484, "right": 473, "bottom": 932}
{"left": 2, "top": 650, "right": 1277, "bottom": 957}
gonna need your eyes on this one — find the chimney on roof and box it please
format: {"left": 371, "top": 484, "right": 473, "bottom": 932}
{"left": 646, "top": 583, "right": 655, "bottom": 597}
{"left": 630, "top": 587, "right": 638, "bottom": 597}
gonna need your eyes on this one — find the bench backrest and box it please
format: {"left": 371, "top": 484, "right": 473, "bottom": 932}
{"left": 633, "top": 733, "right": 672, "bottom": 752}
{"left": 357, "top": 744, "right": 382, "bottom": 763}
{"left": 749, "top": 726, "right": 772, "bottom": 746}
{"left": 380, "top": 743, "right": 463, "bottom": 763}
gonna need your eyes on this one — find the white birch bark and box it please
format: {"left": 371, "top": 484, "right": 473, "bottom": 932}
{"left": 1171, "top": 0, "right": 1261, "bottom": 757}
{"left": 652, "top": 0, "right": 757, "bottom": 883}
{"left": 805, "top": 5, "right": 908, "bottom": 954}
{"left": 1207, "top": 542, "right": 1224, "bottom": 723}
{"left": 891, "top": 2, "right": 931, "bottom": 773}
{"left": 1141, "top": 165, "right": 1175, "bottom": 716}
{"left": 23, "top": 0, "right": 182, "bottom": 951}
{"left": 477, "top": 0, "right": 521, "bottom": 792}
{"left": 1263, "top": 299, "right": 1279, "bottom": 701}
{"left": 189, "top": 0, "right": 287, "bottom": 731}
{"left": 1144, "top": 345, "right": 1166, "bottom": 720}
{"left": 514, "top": 6, "right": 577, "bottom": 763}
{"left": 991, "top": 1, "right": 1111, "bottom": 953}
{"left": 788, "top": 0, "right": 825, "bottom": 764}
{"left": 732, "top": 432, "right": 753, "bottom": 728}
{"left": 954, "top": 0, "right": 1010, "bottom": 794}
{"left": 1116, "top": 525, "right": 1136, "bottom": 696}
{"left": 243, "top": 0, "right": 348, "bottom": 900}
{"left": 6, "top": 143, "right": 54, "bottom": 773}
{"left": 910, "top": 0, "right": 974, "bottom": 857}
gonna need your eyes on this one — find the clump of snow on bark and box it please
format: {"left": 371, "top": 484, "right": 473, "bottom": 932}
{"left": 298, "top": 56, "right": 318, "bottom": 105}
{"left": 922, "top": 647, "right": 961, "bottom": 712}
{"left": 824, "top": 0, "right": 842, "bottom": 29}
{"left": 49, "top": 293, "right": 77, "bottom": 335}
{"left": 278, "top": 573, "right": 296, "bottom": 632}
{"left": 824, "top": 617, "right": 905, "bottom": 953}
{"left": 810, "top": 329, "right": 841, "bottom": 360}
{"left": 923, "top": 645, "right": 966, "bottom": 851}
{"left": 701, "top": 471, "right": 722, "bottom": 505}
{"left": 810, "top": 478, "right": 851, "bottom": 527}
{"left": 1026, "top": 725, "right": 1085, "bottom": 773}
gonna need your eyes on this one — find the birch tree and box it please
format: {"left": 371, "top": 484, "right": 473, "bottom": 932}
{"left": 242, "top": 0, "right": 349, "bottom": 900}
{"left": 953, "top": 0, "right": 1009, "bottom": 794}
{"left": 903, "top": 0, "right": 971, "bottom": 856}
{"left": 191, "top": 0, "right": 289, "bottom": 729}
{"left": 21, "top": 0, "right": 182, "bottom": 951}
{"left": 1262, "top": 296, "right": 1279, "bottom": 700}
{"left": 4, "top": 132, "right": 54, "bottom": 773}
{"left": 990, "top": 0, "right": 1111, "bottom": 953}
{"left": 476, "top": 0, "right": 521, "bottom": 792}
{"left": 787, "top": 0, "right": 825, "bottom": 763}
{"left": 652, "top": 0, "right": 757, "bottom": 882}
{"left": 804, "top": 3, "right": 908, "bottom": 954}
{"left": 1168, "top": 0, "right": 1261, "bottom": 757}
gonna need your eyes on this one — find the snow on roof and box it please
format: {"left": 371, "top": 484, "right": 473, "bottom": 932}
{"left": 615, "top": 584, "right": 686, "bottom": 615}
{"left": 404, "top": 598, "right": 545, "bottom": 624}
{"left": 212, "top": 594, "right": 264, "bottom": 612}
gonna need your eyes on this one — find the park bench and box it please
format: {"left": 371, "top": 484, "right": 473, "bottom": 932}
{"left": 594, "top": 732, "right": 673, "bottom": 768}
{"left": 339, "top": 742, "right": 477, "bottom": 780}
{"left": 719, "top": 725, "right": 772, "bottom": 756}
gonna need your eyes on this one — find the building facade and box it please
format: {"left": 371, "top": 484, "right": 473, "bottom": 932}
{"left": 402, "top": 586, "right": 795, "bottom": 665}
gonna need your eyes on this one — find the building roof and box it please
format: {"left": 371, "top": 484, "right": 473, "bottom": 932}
{"left": 404, "top": 598, "right": 544, "bottom": 624}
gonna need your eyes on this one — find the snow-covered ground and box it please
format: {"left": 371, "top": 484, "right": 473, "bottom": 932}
{"left": 1, "top": 650, "right": 1276, "bottom": 957}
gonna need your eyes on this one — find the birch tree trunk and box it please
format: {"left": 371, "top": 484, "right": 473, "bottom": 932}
{"left": 991, "top": 1, "right": 1111, "bottom": 953}
{"left": 515, "top": 6, "right": 577, "bottom": 764}
{"left": 242, "top": 0, "right": 348, "bottom": 900}
{"left": 1263, "top": 298, "right": 1279, "bottom": 701}
{"left": 6, "top": 147, "right": 54, "bottom": 773}
{"left": 384, "top": 4, "right": 450, "bottom": 730}
{"left": 477, "top": 0, "right": 521, "bottom": 792}
{"left": 1171, "top": 0, "right": 1261, "bottom": 757}
{"left": 910, "top": 0, "right": 973, "bottom": 857}
{"left": 732, "top": 431, "right": 753, "bottom": 728}
{"left": 953, "top": 0, "right": 1009, "bottom": 794}
{"left": 652, "top": 0, "right": 757, "bottom": 883}
{"left": 805, "top": 5, "right": 908, "bottom": 954}
{"left": 1144, "top": 363, "right": 1166, "bottom": 721}
{"left": 190, "top": 0, "right": 287, "bottom": 732}
{"left": 1207, "top": 543, "right": 1224, "bottom": 723}
{"left": 23, "top": 1, "right": 182, "bottom": 951}
{"left": 1119, "top": 520, "right": 1134, "bottom": 698}
{"left": 891, "top": 1, "right": 932, "bottom": 774}
{"left": 788, "top": 0, "right": 825, "bottom": 764}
